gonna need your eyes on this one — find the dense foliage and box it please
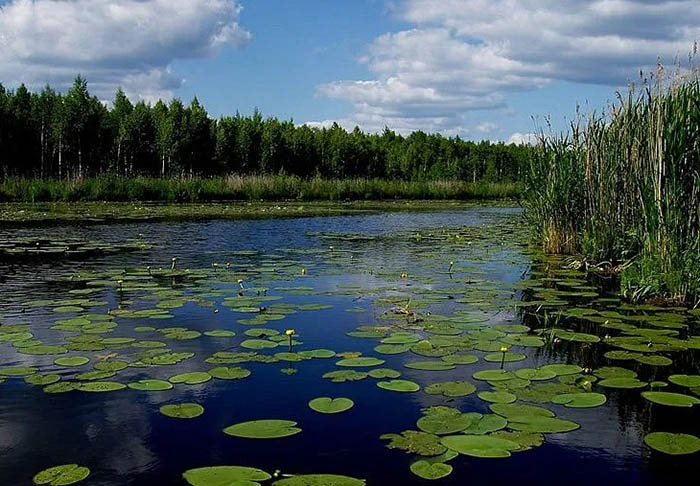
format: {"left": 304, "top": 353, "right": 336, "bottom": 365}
{"left": 525, "top": 68, "right": 700, "bottom": 303}
{"left": 0, "top": 77, "right": 531, "bottom": 181}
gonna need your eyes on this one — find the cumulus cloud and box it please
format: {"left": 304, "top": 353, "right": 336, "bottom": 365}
{"left": 316, "top": 0, "right": 700, "bottom": 136}
{"left": 0, "top": 0, "right": 251, "bottom": 100}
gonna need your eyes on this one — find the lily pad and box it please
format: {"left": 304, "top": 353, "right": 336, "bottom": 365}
{"left": 160, "top": 403, "right": 205, "bottom": 419}
{"left": 539, "top": 364, "right": 582, "bottom": 376}
{"left": 322, "top": 370, "right": 368, "bottom": 383}
{"left": 405, "top": 361, "right": 455, "bottom": 371}
{"left": 25, "top": 374, "right": 61, "bottom": 386}
{"left": 551, "top": 392, "right": 607, "bottom": 408}
{"left": 308, "top": 397, "right": 354, "bottom": 414}
{"left": 461, "top": 414, "right": 508, "bottom": 435}
{"left": 514, "top": 368, "right": 557, "bottom": 381}
{"left": 272, "top": 474, "right": 366, "bottom": 486}
{"left": 204, "top": 330, "right": 236, "bottom": 338}
{"left": 381, "top": 430, "right": 447, "bottom": 456}
{"left": 33, "top": 464, "right": 90, "bottom": 485}
{"left": 425, "top": 381, "right": 476, "bottom": 397}
{"left": 54, "top": 357, "right": 90, "bottom": 367}
{"left": 0, "top": 366, "right": 38, "bottom": 377}
{"left": 183, "top": 466, "right": 272, "bottom": 486}
{"left": 473, "top": 370, "right": 514, "bottom": 382}
{"left": 368, "top": 368, "right": 401, "bottom": 379}
{"left": 644, "top": 432, "right": 700, "bottom": 455}
{"left": 641, "top": 391, "right": 700, "bottom": 407}
{"left": 410, "top": 460, "right": 453, "bottom": 480}
{"left": 669, "top": 375, "right": 700, "bottom": 388}
{"left": 484, "top": 352, "right": 526, "bottom": 363}
{"left": 336, "top": 357, "right": 385, "bottom": 367}
{"left": 128, "top": 379, "right": 174, "bottom": 391}
{"left": 597, "top": 378, "right": 647, "bottom": 389}
{"left": 208, "top": 367, "right": 252, "bottom": 380}
{"left": 377, "top": 380, "right": 420, "bottom": 392}
{"left": 478, "top": 391, "right": 517, "bottom": 404}
{"left": 77, "top": 382, "right": 126, "bottom": 392}
{"left": 223, "top": 419, "right": 302, "bottom": 439}
{"left": 441, "top": 434, "right": 520, "bottom": 458}
{"left": 169, "top": 372, "right": 212, "bottom": 385}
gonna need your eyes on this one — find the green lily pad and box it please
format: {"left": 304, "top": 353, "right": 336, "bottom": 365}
{"left": 272, "top": 474, "right": 366, "bottom": 486}
{"left": 204, "top": 330, "right": 236, "bottom": 338}
{"left": 336, "top": 357, "right": 385, "bottom": 367}
{"left": 410, "top": 460, "right": 453, "bottom": 480}
{"left": 490, "top": 402, "right": 555, "bottom": 418}
{"left": 669, "top": 375, "right": 700, "bottom": 388}
{"left": 77, "top": 382, "right": 126, "bottom": 392}
{"left": 322, "top": 370, "right": 368, "bottom": 383}
{"left": 425, "top": 381, "right": 476, "bottom": 397}
{"left": 417, "top": 408, "right": 476, "bottom": 435}
{"left": 128, "top": 379, "right": 174, "bottom": 391}
{"left": 377, "top": 380, "right": 420, "bottom": 392}
{"left": 644, "top": 432, "right": 700, "bottom": 455}
{"left": 183, "top": 466, "right": 272, "bottom": 486}
{"left": 223, "top": 419, "right": 302, "bottom": 439}
{"left": 299, "top": 349, "right": 336, "bottom": 359}
{"left": 368, "top": 368, "right": 401, "bottom": 379}
{"left": 94, "top": 360, "right": 128, "bottom": 372}
{"left": 405, "top": 361, "right": 455, "bottom": 371}
{"left": 484, "top": 352, "right": 527, "bottom": 363}
{"left": 514, "top": 368, "right": 557, "bottom": 381}
{"left": 308, "top": 397, "right": 354, "bottom": 414}
{"left": 539, "top": 364, "right": 582, "bottom": 376}
{"left": 441, "top": 434, "right": 520, "bottom": 458}
{"left": 33, "top": 464, "right": 90, "bottom": 485}
{"left": 594, "top": 367, "right": 637, "bottom": 379}
{"left": 240, "top": 339, "right": 279, "bottom": 350}
{"left": 478, "top": 391, "right": 517, "bottom": 404}
{"left": 54, "top": 357, "right": 90, "bottom": 367}
{"left": 381, "top": 430, "right": 447, "bottom": 456}
{"left": 0, "top": 366, "right": 38, "bottom": 377}
{"left": 208, "top": 367, "right": 252, "bottom": 380}
{"left": 25, "top": 374, "right": 61, "bottom": 386}
{"left": 635, "top": 355, "right": 673, "bottom": 366}
{"left": 473, "top": 370, "right": 514, "bottom": 381}
{"left": 490, "top": 431, "right": 544, "bottom": 451}
{"left": 441, "top": 354, "right": 479, "bottom": 365}
{"left": 551, "top": 392, "right": 607, "bottom": 408}
{"left": 44, "top": 382, "right": 80, "bottom": 394}
{"left": 461, "top": 414, "right": 508, "bottom": 435}
{"left": 597, "top": 378, "right": 647, "bottom": 389}
{"left": 169, "top": 372, "right": 212, "bottom": 385}
{"left": 20, "top": 345, "right": 68, "bottom": 356}
{"left": 374, "top": 344, "right": 410, "bottom": 355}
{"left": 641, "top": 391, "right": 700, "bottom": 407}
{"left": 160, "top": 403, "right": 205, "bottom": 419}
{"left": 507, "top": 415, "right": 580, "bottom": 433}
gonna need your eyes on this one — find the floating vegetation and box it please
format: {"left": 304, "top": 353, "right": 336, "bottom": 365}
{"left": 272, "top": 474, "right": 366, "bottom": 486}
{"left": 223, "top": 420, "right": 302, "bottom": 439}
{"left": 644, "top": 432, "right": 700, "bottom": 455}
{"left": 425, "top": 381, "right": 476, "bottom": 398}
{"left": 182, "top": 466, "right": 271, "bottom": 486}
{"left": 308, "top": 397, "right": 354, "bottom": 414}
{"left": 377, "top": 380, "right": 420, "bottom": 393}
{"left": 33, "top": 464, "right": 90, "bottom": 486}
{"left": 160, "top": 403, "right": 205, "bottom": 419}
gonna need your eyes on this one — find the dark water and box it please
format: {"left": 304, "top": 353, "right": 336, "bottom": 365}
{"left": 0, "top": 207, "right": 696, "bottom": 485}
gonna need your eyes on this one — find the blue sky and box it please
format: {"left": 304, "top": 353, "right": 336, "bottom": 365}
{"left": 1, "top": 0, "right": 698, "bottom": 142}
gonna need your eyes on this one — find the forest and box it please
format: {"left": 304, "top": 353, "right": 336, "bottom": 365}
{"left": 0, "top": 77, "right": 532, "bottom": 182}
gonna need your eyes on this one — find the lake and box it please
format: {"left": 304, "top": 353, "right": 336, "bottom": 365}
{"left": 0, "top": 205, "right": 698, "bottom": 485}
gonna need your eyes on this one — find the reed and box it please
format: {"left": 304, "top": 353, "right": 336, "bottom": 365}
{"left": 525, "top": 61, "right": 700, "bottom": 303}
{"left": 0, "top": 175, "right": 521, "bottom": 203}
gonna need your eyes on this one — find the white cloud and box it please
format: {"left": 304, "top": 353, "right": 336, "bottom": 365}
{"left": 0, "top": 0, "right": 251, "bottom": 100}
{"left": 507, "top": 132, "right": 537, "bottom": 145}
{"left": 316, "top": 0, "right": 700, "bottom": 137}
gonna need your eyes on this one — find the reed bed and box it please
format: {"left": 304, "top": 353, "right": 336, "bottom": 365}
{"left": 525, "top": 64, "right": 700, "bottom": 303}
{"left": 0, "top": 175, "right": 521, "bottom": 203}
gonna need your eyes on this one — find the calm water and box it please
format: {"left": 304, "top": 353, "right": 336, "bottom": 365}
{"left": 0, "top": 207, "right": 696, "bottom": 485}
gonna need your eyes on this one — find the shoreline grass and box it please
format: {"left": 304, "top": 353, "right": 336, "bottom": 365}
{"left": 0, "top": 175, "right": 521, "bottom": 203}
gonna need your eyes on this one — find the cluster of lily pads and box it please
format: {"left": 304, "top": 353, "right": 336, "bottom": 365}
{"left": 3, "top": 211, "right": 700, "bottom": 485}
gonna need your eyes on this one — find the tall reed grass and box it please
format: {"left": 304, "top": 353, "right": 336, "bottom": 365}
{"left": 0, "top": 175, "right": 521, "bottom": 203}
{"left": 525, "top": 62, "right": 700, "bottom": 303}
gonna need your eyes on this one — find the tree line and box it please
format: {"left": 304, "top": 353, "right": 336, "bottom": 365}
{"left": 0, "top": 77, "right": 533, "bottom": 181}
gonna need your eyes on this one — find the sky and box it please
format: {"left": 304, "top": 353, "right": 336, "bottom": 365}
{"left": 0, "top": 0, "right": 698, "bottom": 143}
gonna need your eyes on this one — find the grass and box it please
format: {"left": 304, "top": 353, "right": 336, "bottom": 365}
{"left": 524, "top": 62, "right": 700, "bottom": 304}
{"left": 0, "top": 175, "right": 521, "bottom": 203}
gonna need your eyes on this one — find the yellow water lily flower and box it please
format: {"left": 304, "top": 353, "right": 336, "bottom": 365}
{"left": 499, "top": 346, "right": 509, "bottom": 353}
{"left": 285, "top": 329, "right": 296, "bottom": 336}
